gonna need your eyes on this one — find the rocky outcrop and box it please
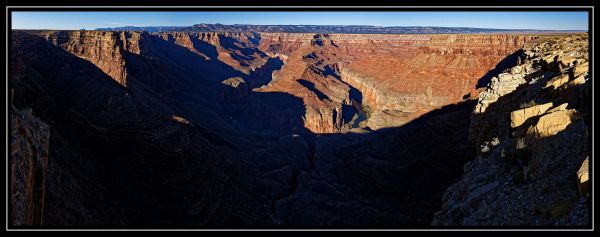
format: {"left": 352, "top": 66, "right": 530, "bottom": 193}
{"left": 221, "top": 77, "right": 248, "bottom": 100}
{"left": 510, "top": 102, "right": 553, "bottom": 128}
{"left": 577, "top": 157, "right": 589, "bottom": 198}
{"left": 10, "top": 106, "right": 50, "bottom": 226}
{"left": 433, "top": 34, "right": 590, "bottom": 226}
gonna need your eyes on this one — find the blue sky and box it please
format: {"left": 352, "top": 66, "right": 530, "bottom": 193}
{"left": 11, "top": 11, "right": 589, "bottom": 30}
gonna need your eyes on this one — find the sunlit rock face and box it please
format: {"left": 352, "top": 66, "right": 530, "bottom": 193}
{"left": 40, "top": 31, "right": 131, "bottom": 86}
{"left": 11, "top": 29, "right": 588, "bottom": 227}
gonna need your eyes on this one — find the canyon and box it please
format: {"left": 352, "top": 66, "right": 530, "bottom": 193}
{"left": 9, "top": 29, "right": 590, "bottom": 227}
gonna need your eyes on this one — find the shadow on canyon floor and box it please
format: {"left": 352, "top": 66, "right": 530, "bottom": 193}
{"left": 275, "top": 99, "right": 478, "bottom": 227}
{"left": 249, "top": 57, "right": 284, "bottom": 89}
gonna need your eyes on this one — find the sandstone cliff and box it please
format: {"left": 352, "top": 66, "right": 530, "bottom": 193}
{"left": 41, "top": 31, "right": 131, "bottom": 86}
{"left": 433, "top": 34, "right": 590, "bottom": 226}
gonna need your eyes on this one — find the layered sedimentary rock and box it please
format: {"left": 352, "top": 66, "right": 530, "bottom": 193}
{"left": 433, "top": 34, "right": 590, "bottom": 226}
{"left": 152, "top": 31, "right": 267, "bottom": 74}
{"left": 40, "top": 31, "right": 130, "bottom": 86}
{"left": 257, "top": 33, "right": 535, "bottom": 132}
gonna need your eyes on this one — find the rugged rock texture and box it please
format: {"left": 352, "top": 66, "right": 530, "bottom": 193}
{"left": 510, "top": 102, "right": 553, "bottom": 128}
{"left": 433, "top": 34, "right": 590, "bottom": 226}
{"left": 10, "top": 106, "right": 50, "bottom": 226}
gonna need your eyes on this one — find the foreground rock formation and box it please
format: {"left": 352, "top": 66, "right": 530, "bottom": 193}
{"left": 433, "top": 34, "right": 590, "bottom": 226}
{"left": 10, "top": 105, "right": 50, "bottom": 226}
{"left": 9, "top": 29, "right": 589, "bottom": 227}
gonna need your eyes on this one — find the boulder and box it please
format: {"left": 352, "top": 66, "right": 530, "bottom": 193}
{"left": 529, "top": 109, "right": 574, "bottom": 138}
{"left": 170, "top": 115, "right": 191, "bottom": 124}
{"left": 510, "top": 102, "right": 553, "bottom": 128}
{"left": 577, "top": 157, "right": 589, "bottom": 197}
{"left": 545, "top": 75, "right": 569, "bottom": 89}
{"left": 566, "top": 75, "right": 587, "bottom": 87}
{"left": 573, "top": 62, "right": 588, "bottom": 77}
{"left": 546, "top": 103, "right": 569, "bottom": 114}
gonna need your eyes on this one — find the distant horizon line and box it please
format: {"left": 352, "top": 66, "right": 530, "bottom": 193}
{"left": 90, "top": 23, "right": 587, "bottom": 31}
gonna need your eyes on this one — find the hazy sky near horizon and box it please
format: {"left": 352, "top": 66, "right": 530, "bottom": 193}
{"left": 11, "top": 11, "right": 589, "bottom": 31}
